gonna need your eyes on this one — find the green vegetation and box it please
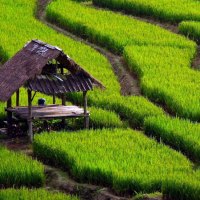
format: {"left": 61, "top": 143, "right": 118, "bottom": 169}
{"left": 46, "top": 0, "right": 194, "bottom": 53}
{"left": 46, "top": 0, "right": 200, "bottom": 121}
{"left": 144, "top": 115, "right": 200, "bottom": 162}
{"left": 179, "top": 21, "right": 200, "bottom": 43}
{"left": 0, "top": 0, "right": 163, "bottom": 128}
{"left": 33, "top": 128, "right": 200, "bottom": 197}
{"left": 2, "top": 0, "right": 200, "bottom": 199}
{"left": 89, "top": 107, "right": 124, "bottom": 128}
{"left": 93, "top": 0, "right": 200, "bottom": 23}
{"left": 133, "top": 192, "right": 162, "bottom": 200}
{"left": 0, "top": 146, "right": 44, "bottom": 187}
{"left": 124, "top": 45, "right": 200, "bottom": 120}
{"left": 0, "top": 188, "right": 78, "bottom": 200}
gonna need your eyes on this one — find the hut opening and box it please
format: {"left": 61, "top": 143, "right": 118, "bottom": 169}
{"left": 0, "top": 40, "right": 104, "bottom": 141}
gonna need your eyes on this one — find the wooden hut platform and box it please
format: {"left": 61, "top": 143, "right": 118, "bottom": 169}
{"left": 6, "top": 105, "right": 89, "bottom": 120}
{"left": 0, "top": 39, "right": 105, "bottom": 141}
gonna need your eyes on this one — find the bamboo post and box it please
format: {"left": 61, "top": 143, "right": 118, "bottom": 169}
{"left": 16, "top": 89, "right": 19, "bottom": 107}
{"left": 53, "top": 94, "right": 56, "bottom": 104}
{"left": 61, "top": 93, "right": 66, "bottom": 128}
{"left": 83, "top": 91, "right": 89, "bottom": 129}
{"left": 61, "top": 66, "right": 66, "bottom": 128}
{"left": 28, "top": 89, "right": 33, "bottom": 142}
{"left": 7, "top": 97, "right": 12, "bottom": 134}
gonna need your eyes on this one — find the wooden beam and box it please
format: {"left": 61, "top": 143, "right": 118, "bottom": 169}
{"left": 53, "top": 94, "right": 56, "bottom": 104}
{"left": 61, "top": 93, "right": 66, "bottom": 128}
{"left": 16, "top": 89, "right": 19, "bottom": 106}
{"left": 61, "top": 66, "right": 64, "bottom": 75}
{"left": 28, "top": 89, "right": 33, "bottom": 142}
{"left": 61, "top": 64, "right": 66, "bottom": 128}
{"left": 7, "top": 97, "right": 12, "bottom": 135}
{"left": 7, "top": 97, "right": 12, "bottom": 108}
{"left": 83, "top": 91, "right": 89, "bottom": 129}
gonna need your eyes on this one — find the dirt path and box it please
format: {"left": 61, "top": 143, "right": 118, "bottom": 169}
{"left": 0, "top": 137, "right": 129, "bottom": 200}
{"left": 0, "top": 136, "right": 162, "bottom": 200}
{"left": 85, "top": 1, "right": 200, "bottom": 70}
{"left": 36, "top": 0, "right": 141, "bottom": 96}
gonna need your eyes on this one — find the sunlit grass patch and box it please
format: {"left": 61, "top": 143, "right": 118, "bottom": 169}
{"left": 33, "top": 128, "right": 200, "bottom": 196}
{"left": 0, "top": 188, "right": 79, "bottom": 200}
{"left": 0, "top": 146, "right": 44, "bottom": 187}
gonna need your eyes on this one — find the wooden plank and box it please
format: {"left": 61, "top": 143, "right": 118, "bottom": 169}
{"left": 6, "top": 105, "right": 89, "bottom": 122}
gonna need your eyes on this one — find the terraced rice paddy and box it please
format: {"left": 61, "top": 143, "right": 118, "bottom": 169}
{"left": 33, "top": 129, "right": 200, "bottom": 199}
{"left": 1, "top": 0, "right": 200, "bottom": 199}
{"left": 0, "top": 188, "right": 78, "bottom": 200}
{"left": 179, "top": 21, "right": 200, "bottom": 42}
{"left": 46, "top": 0, "right": 200, "bottom": 121}
{"left": 93, "top": 0, "right": 200, "bottom": 22}
{"left": 0, "top": 145, "right": 44, "bottom": 187}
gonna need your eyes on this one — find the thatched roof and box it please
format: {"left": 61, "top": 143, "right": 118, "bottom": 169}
{"left": 0, "top": 40, "right": 104, "bottom": 102}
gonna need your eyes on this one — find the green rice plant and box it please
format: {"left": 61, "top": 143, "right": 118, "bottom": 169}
{"left": 0, "top": 0, "right": 163, "bottom": 128}
{"left": 124, "top": 45, "right": 200, "bottom": 120}
{"left": 46, "top": 0, "right": 195, "bottom": 54}
{"left": 33, "top": 129, "right": 200, "bottom": 198}
{"left": 0, "top": 146, "right": 44, "bottom": 187}
{"left": 72, "top": 106, "right": 125, "bottom": 129}
{"left": 93, "top": 0, "right": 200, "bottom": 23}
{"left": 133, "top": 192, "right": 162, "bottom": 200}
{"left": 0, "top": 188, "right": 78, "bottom": 200}
{"left": 144, "top": 115, "right": 200, "bottom": 162}
{"left": 69, "top": 93, "right": 164, "bottom": 128}
{"left": 89, "top": 107, "right": 125, "bottom": 128}
{"left": 179, "top": 21, "right": 200, "bottom": 43}
{"left": 46, "top": 0, "right": 200, "bottom": 121}
{"left": 162, "top": 175, "right": 200, "bottom": 200}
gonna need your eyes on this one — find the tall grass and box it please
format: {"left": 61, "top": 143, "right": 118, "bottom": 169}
{"left": 33, "top": 129, "right": 200, "bottom": 199}
{"left": 124, "top": 45, "right": 200, "bottom": 120}
{"left": 144, "top": 115, "right": 200, "bottom": 162}
{"left": 179, "top": 21, "right": 200, "bottom": 43}
{"left": 0, "top": 188, "right": 79, "bottom": 200}
{"left": 89, "top": 107, "right": 124, "bottom": 128}
{"left": 0, "top": 146, "right": 44, "bottom": 187}
{"left": 46, "top": 0, "right": 194, "bottom": 53}
{"left": 0, "top": 0, "right": 163, "bottom": 128}
{"left": 93, "top": 0, "right": 200, "bottom": 23}
{"left": 46, "top": 0, "right": 200, "bottom": 121}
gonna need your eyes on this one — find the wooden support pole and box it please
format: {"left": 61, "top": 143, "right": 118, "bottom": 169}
{"left": 61, "top": 67, "right": 64, "bottom": 75}
{"left": 61, "top": 93, "right": 66, "bottom": 128}
{"left": 62, "top": 94, "right": 66, "bottom": 106}
{"left": 83, "top": 91, "right": 89, "bottom": 129}
{"left": 16, "top": 89, "right": 19, "bottom": 107}
{"left": 28, "top": 89, "right": 33, "bottom": 142}
{"left": 7, "top": 97, "right": 12, "bottom": 135}
{"left": 53, "top": 94, "right": 56, "bottom": 104}
{"left": 61, "top": 66, "right": 66, "bottom": 128}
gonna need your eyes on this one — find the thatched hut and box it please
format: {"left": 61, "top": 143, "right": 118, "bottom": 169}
{"left": 0, "top": 39, "right": 104, "bottom": 141}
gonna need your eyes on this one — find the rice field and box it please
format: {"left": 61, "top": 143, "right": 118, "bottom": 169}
{"left": 93, "top": 0, "right": 200, "bottom": 23}
{"left": 46, "top": 0, "right": 194, "bottom": 52}
{"left": 0, "top": 0, "right": 163, "bottom": 128}
{"left": 0, "top": 145, "right": 44, "bottom": 187}
{"left": 33, "top": 129, "right": 200, "bottom": 198}
{"left": 0, "top": 188, "right": 78, "bottom": 200}
{"left": 46, "top": 0, "right": 200, "bottom": 121}
{"left": 144, "top": 116, "right": 200, "bottom": 162}
{"left": 1, "top": 0, "right": 200, "bottom": 199}
{"left": 124, "top": 45, "right": 200, "bottom": 120}
{"left": 179, "top": 21, "right": 200, "bottom": 42}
